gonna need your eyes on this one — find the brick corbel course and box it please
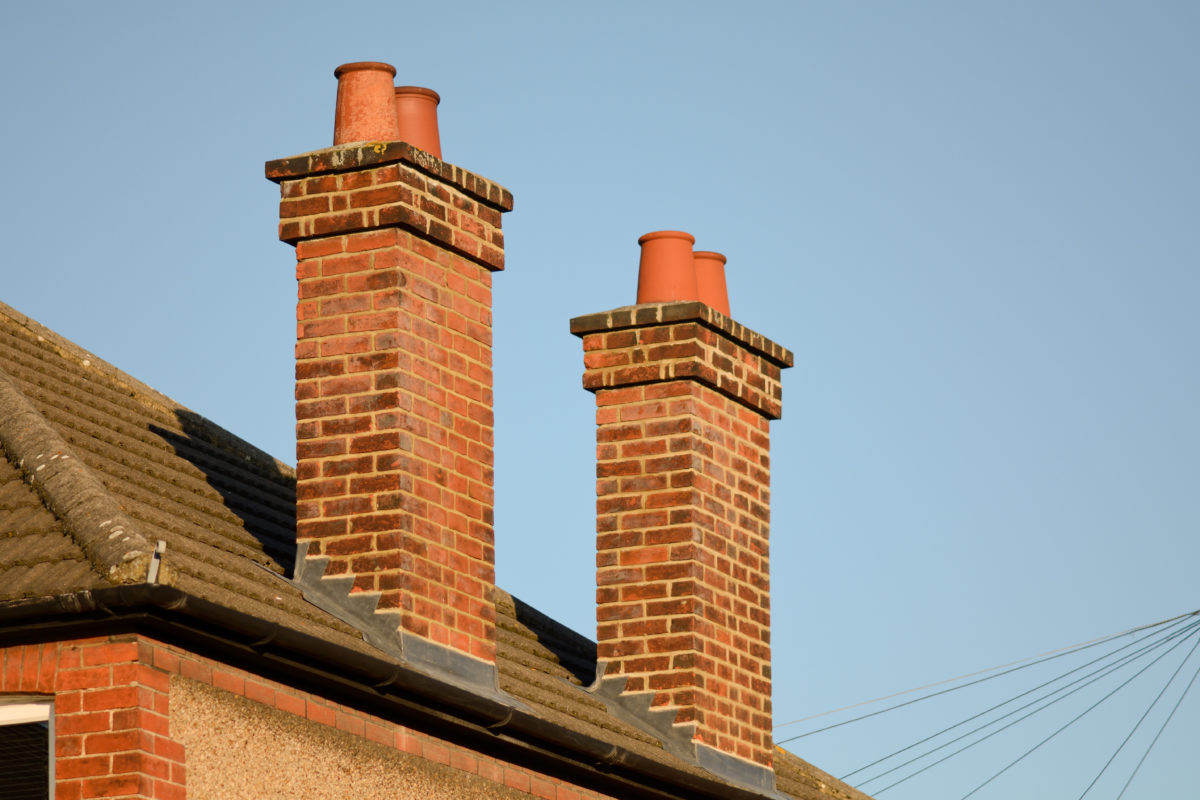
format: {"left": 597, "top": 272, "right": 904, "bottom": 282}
{"left": 570, "top": 302, "right": 792, "bottom": 419}
{"left": 267, "top": 141, "right": 512, "bottom": 271}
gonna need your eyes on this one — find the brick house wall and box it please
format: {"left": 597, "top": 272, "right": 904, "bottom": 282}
{"left": 2, "top": 638, "right": 616, "bottom": 800}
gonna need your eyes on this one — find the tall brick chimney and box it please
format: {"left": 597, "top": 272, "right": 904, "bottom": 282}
{"left": 571, "top": 235, "right": 792, "bottom": 784}
{"left": 265, "top": 64, "right": 512, "bottom": 678}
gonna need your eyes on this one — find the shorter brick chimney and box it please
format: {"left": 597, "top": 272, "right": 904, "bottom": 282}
{"left": 572, "top": 233, "right": 792, "bottom": 785}
{"left": 266, "top": 63, "right": 512, "bottom": 683}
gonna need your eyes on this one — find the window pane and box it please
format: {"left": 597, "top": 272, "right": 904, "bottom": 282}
{"left": 0, "top": 720, "right": 49, "bottom": 800}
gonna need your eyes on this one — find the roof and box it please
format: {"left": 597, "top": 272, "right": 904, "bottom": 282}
{"left": 0, "top": 300, "right": 871, "bottom": 800}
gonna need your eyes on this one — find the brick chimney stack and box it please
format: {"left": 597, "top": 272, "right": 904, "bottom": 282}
{"left": 571, "top": 235, "right": 792, "bottom": 780}
{"left": 266, "top": 63, "right": 512, "bottom": 675}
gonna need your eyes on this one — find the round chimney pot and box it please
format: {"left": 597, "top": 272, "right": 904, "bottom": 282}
{"left": 332, "top": 61, "right": 401, "bottom": 145}
{"left": 393, "top": 86, "right": 443, "bottom": 159}
{"left": 693, "top": 250, "right": 730, "bottom": 316}
{"left": 636, "top": 231, "right": 698, "bottom": 305}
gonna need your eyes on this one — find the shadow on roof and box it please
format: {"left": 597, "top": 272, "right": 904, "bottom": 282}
{"left": 150, "top": 409, "right": 297, "bottom": 575}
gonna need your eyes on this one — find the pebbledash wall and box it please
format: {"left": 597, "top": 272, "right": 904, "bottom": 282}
{"left": 1, "top": 637, "right": 612, "bottom": 800}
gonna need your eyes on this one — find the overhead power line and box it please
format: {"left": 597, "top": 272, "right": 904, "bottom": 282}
{"left": 1078, "top": 632, "right": 1200, "bottom": 798}
{"left": 863, "top": 619, "right": 1200, "bottom": 793}
{"left": 956, "top": 621, "right": 1200, "bottom": 799}
{"left": 850, "top": 617, "right": 1200, "bottom": 788}
{"left": 775, "top": 608, "right": 1199, "bottom": 745}
{"left": 1116, "top": 649, "right": 1200, "bottom": 799}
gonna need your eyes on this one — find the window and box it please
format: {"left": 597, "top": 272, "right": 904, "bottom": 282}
{"left": 0, "top": 700, "right": 53, "bottom": 800}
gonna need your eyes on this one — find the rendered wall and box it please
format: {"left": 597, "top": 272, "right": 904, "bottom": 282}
{"left": 172, "top": 678, "right": 534, "bottom": 800}
{"left": 1, "top": 636, "right": 616, "bottom": 800}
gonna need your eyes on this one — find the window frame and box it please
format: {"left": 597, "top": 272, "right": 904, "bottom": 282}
{"left": 0, "top": 697, "right": 55, "bottom": 800}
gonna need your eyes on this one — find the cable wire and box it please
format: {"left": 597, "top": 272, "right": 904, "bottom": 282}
{"left": 1116, "top": 648, "right": 1200, "bottom": 799}
{"left": 776, "top": 609, "right": 1199, "bottom": 744}
{"left": 849, "top": 617, "right": 1200, "bottom": 786}
{"left": 842, "top": 615, "right": 1196, "bottom": 779}
{"left": 956, "top": 623, "right": 1200, "bottom": 799}
{"left": 1076, "top": 631, "right": 1200, "bottom": 798}
{"left": 862, "top": 619, "right": 1200, "bottom": 792}
{"left": 775, "top": 609, "right": 1198, "bottom": 731}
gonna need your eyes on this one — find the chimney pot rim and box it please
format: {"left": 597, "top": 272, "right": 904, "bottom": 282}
{"left": 334, "top": 61, "right": 398, "bottom": 79}
{"left": 693, "top": 250, "right": 727, "bottom": 264}
{"left": 637, "top": 230, "right": 695, "bottom": 246}
{"left": 394, "top": 86, "right": 441, "bottom": 104}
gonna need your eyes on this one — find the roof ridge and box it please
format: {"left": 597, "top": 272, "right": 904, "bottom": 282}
{"left": 0, "top": 367, "right": 159, "bottom": 584}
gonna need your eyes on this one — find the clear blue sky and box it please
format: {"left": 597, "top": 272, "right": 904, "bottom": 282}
{"left": 3, "top": 2, "right": 1197, "bottom": 797}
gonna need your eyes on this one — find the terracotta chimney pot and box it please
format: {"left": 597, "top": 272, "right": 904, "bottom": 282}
{"left": 394, "top": 86, "right": 442, "bottom": 158}
{"left": 693, "top": 250, "right": 730, "bottom": 316}
{"left": 333, "top": 61, "right": 401, "bottom": 145}
{"left": 635, "top": 230, "right": 697, "bottom": 304}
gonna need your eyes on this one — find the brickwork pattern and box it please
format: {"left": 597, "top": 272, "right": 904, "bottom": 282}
{"left": 277, "top": 154, "right": 506, "bottom": 271}
{"left": 2, "top": 637, "right": 615, "bottom": 800}
{"left": 276, "top": 150, "right": 510, "bottom": 663}
{"left": 580, "top": 320, "right": 784, "bottom": 420}
{"left": 1, "top": 638, "right": 185, "bottom": 800}
{"left": 579, "top": 316, "right": 787, "bottom": 769}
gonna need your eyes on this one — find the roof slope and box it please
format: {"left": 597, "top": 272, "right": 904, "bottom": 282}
{"left": 0, "top": 301, "right": 870, "bottom": 800}
{"left": 0, "top": 455, "right": 102, "bottom": 596}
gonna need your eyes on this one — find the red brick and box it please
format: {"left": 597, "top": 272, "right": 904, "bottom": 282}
{"left": 280, "top": 196, "right": 330, "bottom": 218}
{"left": 244, "top": 680, "right": 276, "bottom": 706}
{"left": 154, "top": 780, "right": 187, "bottom": 800}
{"left": 363, "top": 721, "right": 392, "bottom": 746}
{"left": 153, "top": 736, "right": 186, "bottom": 763}
{"left": 80, "top": 686, "right": 141, "bottom": 712}
{"left": 111, "top": 751, "right": 170, "bottom": 780}
{"left": 57, "top": 735, "right": 84, "bottom": 758}
{"left": 54, "top": 690, "right": 82, "bottom": 715}
{"left": 177, "top": 658, "right": 211, "bottom": 684}
{"left": 57, "top": 666, "right": 111, "bottom": 690}
{"left": 84, "top": 729, "right": 144, "bottom": 754}
{"left": 335, "top": 710, "right": 365, "bottom": 736}
{"left": 346, "top": 228, "right": 401, "bottom": 251}
{"left": 530, "top": 776, "right": 557, "bottom": 800}
{"left": 211, "top": 668, "right": 244, "bottom": 695}
{"left": 312, "top": 210, "right": 367, "bottom": 237}
{"left": 504, "top": 768, "right": 531, "bottom": 793}
{"left": 422, "top": 741, "right": 451, "bottom": 765}
{"left": 320, "top": 335, "right": 372, "bottom": 356}
{"left": 81, "top": 774, "right": 144, "bottom": 798}
{"left": 150, "top": 652, "right": 177, "bottom": 676}
{"left": 112, "top": 708, "right": 167, "bottom": 737}
{"left": 57, "top": 755, "right": 111, "bottom": 779}
{"left": 275, "top": 692, "right": 306, "bottom": 717}
{"left": 448, "top": 747, "right": 477, "bottom": 774}
{"left": 306, "top": 700, "right": 335, "bottom": 726}
{"left": 55, "top": 780, "right": 83, "bottom": 800}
